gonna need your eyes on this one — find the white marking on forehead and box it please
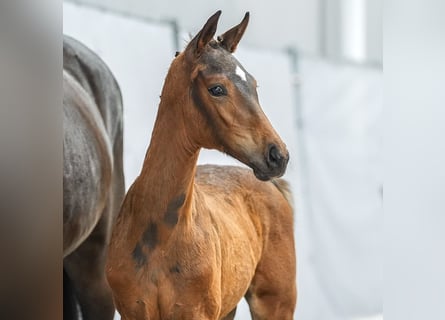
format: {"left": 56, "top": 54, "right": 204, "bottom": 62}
{"left": 235, "top": 65, "right": 247, "bottom": 82}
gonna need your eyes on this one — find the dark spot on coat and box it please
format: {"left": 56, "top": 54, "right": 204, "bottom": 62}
{"left": 142, "top": 223, "right": 158, "bottom": 249}
{"left": 225, "top": 196, "right": 234, "bottom": 206}
{"left": 164, "top": 193, "right": 186, "bottom": 226}
{"left": 170, "top": 264, "right": 181, "bottom": 274}
{"left": 132, "top": 243, "right": 147, "bottom": 268}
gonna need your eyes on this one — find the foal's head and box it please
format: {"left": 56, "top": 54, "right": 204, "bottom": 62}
{"left": 168, "top": 11, "right": 289, "bottom": 181}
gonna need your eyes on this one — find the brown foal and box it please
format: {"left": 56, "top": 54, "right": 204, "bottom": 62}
{"left": 106, "top": 11, "right": 297, "bottom": 320}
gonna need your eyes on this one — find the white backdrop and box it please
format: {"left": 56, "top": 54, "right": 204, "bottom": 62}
{"left": 63, "top": 2, "right": 382, "bottom": 319}
{"left": 296, "top": 57, "right": 382, "bottom": 319}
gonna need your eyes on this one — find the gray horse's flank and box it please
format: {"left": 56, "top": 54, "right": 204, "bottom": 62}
{"left": 63, "top": 36, "right": 125, "bottom": 320}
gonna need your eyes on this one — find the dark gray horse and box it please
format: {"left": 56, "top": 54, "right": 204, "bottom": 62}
{"left": 63, "top": 35, "right": 125, "bottom": 320}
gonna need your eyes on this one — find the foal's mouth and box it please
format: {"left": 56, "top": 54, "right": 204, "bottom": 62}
{"left": 250, "top": 162, "right": 288, "bottom": 181}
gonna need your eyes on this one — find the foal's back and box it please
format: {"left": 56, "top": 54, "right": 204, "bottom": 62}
{"left": 195, "top": 165, "right": 296, "bottom": 319}
{"left": 195, "top": 165, "right": 293, "bottom": 232}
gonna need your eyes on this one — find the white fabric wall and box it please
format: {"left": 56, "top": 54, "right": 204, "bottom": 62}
{"left": 63, "top": 2, "right": 382, "bottom": 319}
{"left": 296, "top": 57, "right": 382, "bottom": 319}
{"left": 65, "top": 0, "right": 322, "bottom": 55}
{"left": 63, "top": 2, "right": 175, "bottom": 187}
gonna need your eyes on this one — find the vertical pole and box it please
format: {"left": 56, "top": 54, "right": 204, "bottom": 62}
{"left": 286, "top": 46, "right": 314, "bottom": 225}
{"left": 319, "top": 0, "right": 327, "bottom": 58}
{"left": 164, "top": 18, "right": 180, "bottom": 53}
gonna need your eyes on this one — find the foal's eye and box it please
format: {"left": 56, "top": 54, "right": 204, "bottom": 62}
{"left": 208, "top": 85, "right": 227, "bottom": 97}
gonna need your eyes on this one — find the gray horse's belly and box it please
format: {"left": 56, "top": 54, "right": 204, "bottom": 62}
{"left": 63, "top": 73, "right": 113, "bottom": 256}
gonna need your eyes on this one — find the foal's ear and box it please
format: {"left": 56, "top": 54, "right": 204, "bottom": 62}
{"left": 217, "top": 12, "right": 249, "bottom": 53}
{"left": 187, "top": 10, "right": 221, "bottom": 57}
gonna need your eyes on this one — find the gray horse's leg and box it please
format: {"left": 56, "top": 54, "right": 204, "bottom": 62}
{"left": 64, "top": 206, "right": 115, "bottom": 320}
{"left": 63, "top": 269, "right": 81, "bottom": 320}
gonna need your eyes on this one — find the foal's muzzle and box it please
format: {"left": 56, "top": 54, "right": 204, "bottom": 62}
{"left": 251, "top": 144, "right": 289, "bottom": 181}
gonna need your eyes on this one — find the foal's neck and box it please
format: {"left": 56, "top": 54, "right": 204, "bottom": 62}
{"left": 136, "top": 73, "right": 199, "bottom": 231}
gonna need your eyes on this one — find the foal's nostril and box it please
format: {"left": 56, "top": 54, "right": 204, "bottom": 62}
{"left": 267, "top": 145, "right": 282, "bottom": 168}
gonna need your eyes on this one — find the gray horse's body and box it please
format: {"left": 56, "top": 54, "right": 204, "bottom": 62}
{"left": 63, "top": 36, "right": 125, "bottom": 320}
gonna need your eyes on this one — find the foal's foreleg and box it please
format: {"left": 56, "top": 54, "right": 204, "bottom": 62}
{"left": 245, "top": 231, "right": 296, "bottom": 319}
{"left": 221, "top": 307, "right": 237, "bottom": 320}
{"left": 245, "top": 271, "right": 296, "bottom": 320}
